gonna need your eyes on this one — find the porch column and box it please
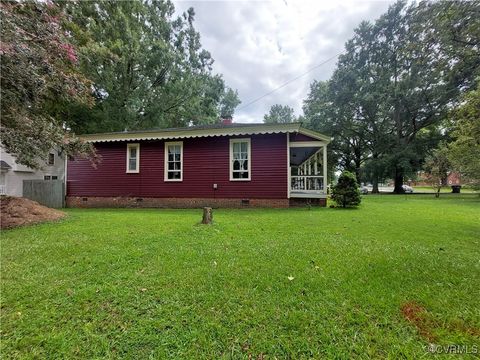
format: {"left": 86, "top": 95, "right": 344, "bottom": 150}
{"left": 323, "top": 145, "right": 327, "bottom": 194}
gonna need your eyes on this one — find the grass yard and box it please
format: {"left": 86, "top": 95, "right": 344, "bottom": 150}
{"left": 410, "top": 186, "right": 477, "bottom": 194}
{"left": 1, "top": 195, "right": 479, "bottom": 359}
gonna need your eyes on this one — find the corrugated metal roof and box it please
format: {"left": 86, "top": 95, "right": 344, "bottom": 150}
{"left": 0, "top": 160, "right": 12, "bottom": 170}
{"left": 80, "top": 122, "right": 331, "bottom": 143}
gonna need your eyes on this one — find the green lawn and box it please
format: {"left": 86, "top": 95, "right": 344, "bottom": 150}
{"left": 1, "top": 195, "right": 479, "bottom": 359}
{"left": 411, "top": 186, "right": 477, "bottom": 194}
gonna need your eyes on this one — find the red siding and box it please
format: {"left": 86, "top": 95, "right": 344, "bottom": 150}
{"left": 289, "top": 133, "right": 319, "bottom": 142}
{"left": 68, "top": 133, "right": 288, "bottom": 199}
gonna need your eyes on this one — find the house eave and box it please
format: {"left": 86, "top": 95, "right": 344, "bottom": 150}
{"left": 296, "top": 128, "right": 332, "bottom": 143}
{"left": 79, "top": 123, "right": 331, "bottom": 144}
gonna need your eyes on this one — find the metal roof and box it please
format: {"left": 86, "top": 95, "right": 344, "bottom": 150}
{"left": 80, "top": 122, "right": 331, "bottom": 143}
{"left": 0, "top": 160, "right": 12, "bottom": 170}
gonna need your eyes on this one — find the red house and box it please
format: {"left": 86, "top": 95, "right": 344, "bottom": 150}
{"left": 66, "top": 122, "right": 330, "bottom": 208}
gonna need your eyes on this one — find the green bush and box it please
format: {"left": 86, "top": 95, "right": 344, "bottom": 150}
{"left": 331, "top": 171, "right": 361, "bottom": 208}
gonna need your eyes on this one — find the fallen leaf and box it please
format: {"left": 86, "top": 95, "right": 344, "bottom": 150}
{"left": 140, "top": 288, "right": 147, "bottom": 292}
{"left": 287, "top": 276, "right": 294, "bottom": 281}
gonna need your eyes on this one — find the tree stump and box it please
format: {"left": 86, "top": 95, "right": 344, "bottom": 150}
{"left": 201, "top": 207, "right": 213, "bottom": 224}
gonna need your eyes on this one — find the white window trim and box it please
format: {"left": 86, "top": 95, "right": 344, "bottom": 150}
{"left": 229, "top": 138, "right": 251, "bottom": 181}
{"left": 126, "top": 143, "right": 140, "bottom": 173}
{"left": 164, "top": 141, "right": 183, "bottom": 182}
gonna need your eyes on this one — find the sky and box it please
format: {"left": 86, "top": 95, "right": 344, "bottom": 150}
{"left": 173, "top": 0, "right": 394, "bottom": 123}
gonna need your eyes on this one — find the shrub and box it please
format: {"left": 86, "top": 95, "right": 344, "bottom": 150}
{"left": 331, "top": 171, "right": 361, "bottom": 208}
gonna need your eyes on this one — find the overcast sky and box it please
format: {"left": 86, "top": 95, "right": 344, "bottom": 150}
{"left": 173, "top": 0, "right": 394, "bottom": 123}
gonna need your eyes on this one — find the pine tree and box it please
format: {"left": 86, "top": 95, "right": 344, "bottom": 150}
{"left": 331, "top": 171, "right": 362, "bottom": 208}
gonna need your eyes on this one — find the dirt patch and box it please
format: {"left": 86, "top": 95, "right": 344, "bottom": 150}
{"left": 401, "top": 301, "right": 480, "bottom": 342}
{"left": 0, "top": 196, "right": 66, "bottom": 230}
{"left": 401, "top": 301, "right": 437, "bottom": 342}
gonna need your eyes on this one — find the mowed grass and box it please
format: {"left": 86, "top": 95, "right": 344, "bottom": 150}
{"left": 1, "top": 195, "right": 479, "bottom": 359}
{"left": 410, "top": 186, "right": 477, "bottom": 194}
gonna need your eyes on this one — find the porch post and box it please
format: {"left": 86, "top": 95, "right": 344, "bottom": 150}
{"left": 323, "top": 145, "right": 327, "bottom": 194}
{"left": 287, "top": 133, "right": 290, "bottom": 199}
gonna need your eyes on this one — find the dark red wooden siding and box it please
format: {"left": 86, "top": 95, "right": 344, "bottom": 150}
{"left": 289, "top": 133, "right": 319, "bottom": 142}
{"left": 68, "top": 133, "right": 288, "bottom": 199}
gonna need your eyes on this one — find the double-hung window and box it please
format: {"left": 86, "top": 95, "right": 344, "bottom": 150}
{"left": 126, "top": 143, "right": 140, "bottom": 173}
{"left": 230, "top": 138, "right": 251, "bottom": 181}
{"left": 165, "top": 141, "right": 183, "bottom": 181}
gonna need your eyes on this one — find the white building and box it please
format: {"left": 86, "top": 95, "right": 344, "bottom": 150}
{"left": 0, "top": 146, "right": 66, "bottom": 197}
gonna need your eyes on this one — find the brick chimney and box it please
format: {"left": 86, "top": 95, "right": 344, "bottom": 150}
{"left": 221, "top": 117, "right": 233, "bottom": 125}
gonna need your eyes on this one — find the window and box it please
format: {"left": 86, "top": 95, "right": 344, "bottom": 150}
{"left": 230, "top": 138, "right": 251, "bottom": 181}
{"left": 44, "top": 175, "right": 58, "bottom": 180}
{"left": 164, "top": 142, "right": 183, "bottom": 181}
{"left": 47, "top": 153, "right": 55, "bottom": 166}
{"left": 126, "top": 143, "right": 140, "bottom": 173}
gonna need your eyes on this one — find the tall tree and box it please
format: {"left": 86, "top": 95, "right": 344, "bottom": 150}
{"left": 304, "top": 0, "right": 479, "bottom": 193}
{"left": 446, "top": 87, "right": 480, "bottom": 190}
{"left": 303, "top": 80, "right": 365, "bottom": 181}
{"left": 264, "top": 104, "right": 296, "bottom": 124}
{"left": 0, "top": 1, "right": 94, "bottom": 169}
{"left": 61, "top": 1, "right": 240, "bottom": 133}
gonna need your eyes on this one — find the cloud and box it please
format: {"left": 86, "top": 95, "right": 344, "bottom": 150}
{"left": 174, "top": 0, "right": 394, "bottom": 123}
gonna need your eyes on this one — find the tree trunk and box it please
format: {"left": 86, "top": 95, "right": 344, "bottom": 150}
{"left": 393, "top": 170, "right": 404, "bottom": 194}
{"left": 372, "top": 177, "right": 379, "bottom": 194}
{"left": 202, "top": 207, "right": 213, "bottom": 224}
{"left": 354, "top": 159, "right": 361, "bottom": 184}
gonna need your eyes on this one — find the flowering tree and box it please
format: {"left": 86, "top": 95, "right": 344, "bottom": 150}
{"left": 0, "top": 1, "right": 95, "bottom": 169}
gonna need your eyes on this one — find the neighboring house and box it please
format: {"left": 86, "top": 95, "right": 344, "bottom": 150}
{"left": 412, "top": 171, "right": 462, "bottom": 187}
{"left": 0, "top": 146, "right": 66, "bottom": 197}
{"left": 446, "top": 172, "right": 461, "bottom": 186}
{"left": 67, "top": 122, "right": 330, "bottom": 208}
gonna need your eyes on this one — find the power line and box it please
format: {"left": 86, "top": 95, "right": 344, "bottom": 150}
{"left": 237, "top": 52, "right": 341, "bottom": 111}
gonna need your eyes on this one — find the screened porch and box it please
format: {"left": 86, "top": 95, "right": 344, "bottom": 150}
{"left": 289, "top": 141, "right": 327, "bottom": 198}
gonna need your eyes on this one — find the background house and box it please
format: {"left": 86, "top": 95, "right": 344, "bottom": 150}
{"left": 0, "top": 146, "right": 66, "bottom": 197}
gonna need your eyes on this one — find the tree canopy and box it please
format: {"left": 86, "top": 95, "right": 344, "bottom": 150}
{"left": 60, "top": 1, "right": 240, "bottom": 133}
{"left": 264, "top": 104, "right": 296, "bottom": 124}
{"left": 1, "top": 0, "right": 240, "bottom": 168}
{"left": 303, "top": 0, "right": 480, "bottom": 193}
{"left": 446, "top": 87, "right": 480, "bottom": 190}
{"left": 0, "top": 1, "right": 94, "bottom": 169}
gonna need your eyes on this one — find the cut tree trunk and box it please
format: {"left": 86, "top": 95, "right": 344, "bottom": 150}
{"left": 202, "top": 207, "right": 213, "bottom": 224}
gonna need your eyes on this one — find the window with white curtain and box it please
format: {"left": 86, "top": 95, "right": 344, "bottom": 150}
{"left": 230, "top": 138, "right": 251, "bottom": 181}
{"left": 165, "top": 142, "right": 183, "bottom": 181}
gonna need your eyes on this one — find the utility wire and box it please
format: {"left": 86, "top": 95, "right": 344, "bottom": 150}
{"left": 237, "top": 52, "right": 342, "bottom": 111}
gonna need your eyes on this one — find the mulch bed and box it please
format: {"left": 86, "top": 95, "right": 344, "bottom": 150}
{"left": 0, "top": 196, "right": 66, "bottom": 230}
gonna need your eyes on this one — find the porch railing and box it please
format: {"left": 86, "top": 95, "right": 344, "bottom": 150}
{"left": 0, "top": 185, "right": 6, "bottom": 195}
{"left": 291, "top": 175, "right": 324, "bottom": 192}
